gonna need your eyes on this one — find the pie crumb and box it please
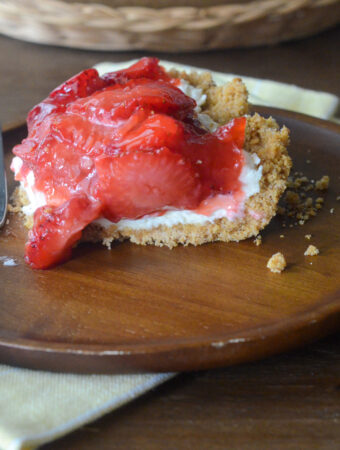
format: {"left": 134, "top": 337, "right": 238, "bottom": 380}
{"left": 253, "top": 235, "right": 262, "bottom": 246}
{"left": 267, "top": 252, "right": 286, "bottom": 273}
{"left": 285, "top": 190, "right": 300, "bottom": 205}
{"left": 305, "top": 234, "right": 312, "bottom": 240}
{"left": 304, "top": 245, "right": 319, "bottom": 256}
{"left": 277, "top": 169, "right": 331, "bottom": 228}
{"left": 7, "top": 203, "right": 21, "bottom": 213}
{"left": 315, "top": 175, "right": 330, "bottom": 190}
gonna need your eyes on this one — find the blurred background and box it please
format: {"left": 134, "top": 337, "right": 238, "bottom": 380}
{"left": 1, "top": 0, "right": 340, "bottom": 51}
{"left": 1, "top": 0, "right": 340, "bottom": 130}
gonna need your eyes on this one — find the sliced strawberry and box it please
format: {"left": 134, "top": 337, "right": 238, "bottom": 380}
{"left": 12, "top": 137, "right": 37, "bottom": 166}
{"left": 25, "top": 195, "right": 101, "bottom": 269}
{"left": 27, "top": 69, "right": 106, "bottom": 132}
{"left": 112, "top": 113, "right": 185, "bottom": 154}
{"left": 68, "top": 79, "right": 196, "bottom": 125}
{"left": 177, "top": 117, "right": 247, "bottom": 193}
{"left": 200, "top": 117, "right": 246, "bottom": 193}
{"left": 101, "top": 57, "right": 170, "bottom": 84}
{"left": 95, "top": 148, "right": 203, "bottom": 221}
{"left": 213, "top": 117, "right": 247, "bottom": 192}
{"left": 49, "top": 69, "right": 105, "bottom": 103}
{"left": 27, "top": 58, "right": 169, "bottom": 133}
{"left": 214, "top": 116, "right": 247, "bottom": 151}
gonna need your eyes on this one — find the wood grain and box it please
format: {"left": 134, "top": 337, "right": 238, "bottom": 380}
{"left": 0, "top": 107, "right": 339, "bottom": 373}
{"left": 43, "top": 335, "right": 340, "bottom": 450}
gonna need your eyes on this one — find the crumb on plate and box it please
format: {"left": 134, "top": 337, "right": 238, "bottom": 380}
{"left": 315, "top": 175, "right": 330, "bottom": 190}
{"left": 267, "top": 252, "right": 286, "bottom": 273}
{"left": 253, "top": 235, "right": 262, "bottom": 246}
{"left": 277, "top": 170, "right": 330, "bottom": 228}
{"left": 304, "top": 245, "right": 319, "bottom": 256}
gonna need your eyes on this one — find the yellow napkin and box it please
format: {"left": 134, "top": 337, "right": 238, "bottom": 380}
{"left": 0, "top": 60, "right": 338, "bottom": 450}
{"left": 0, "top": 365, "right": 174, "bottom": 450}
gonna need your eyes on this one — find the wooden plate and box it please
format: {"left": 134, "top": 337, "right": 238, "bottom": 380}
{"left": 0, "top": 107, "right": 339, "bottom": 374}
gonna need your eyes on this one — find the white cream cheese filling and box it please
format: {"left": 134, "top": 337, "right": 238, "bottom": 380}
{"left": 178, "top": 79, "right": 218, "bottom": 132}
{"left": 11, "top": 79, "right": 262, "bottom": 230}
{"left": 95, "top": 207, "right": 235, "bottom": 231}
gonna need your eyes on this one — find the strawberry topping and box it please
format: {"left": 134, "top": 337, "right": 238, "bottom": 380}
{"left": 25, "top": 195, "right": 101, "bottom": 269}
{"left": 95, "top": 147, "right": 203, "bottom": 222}
{"left": 12, "top": 58, "right": 246, "bottom": 269}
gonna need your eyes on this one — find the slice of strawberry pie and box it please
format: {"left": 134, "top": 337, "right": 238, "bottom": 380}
{"left": 11, "top": 58, "right": 291, "bottom": 269}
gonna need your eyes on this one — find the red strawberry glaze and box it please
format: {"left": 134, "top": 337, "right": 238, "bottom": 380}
{"left": 25, "top": 195, "right": 101, "bottom": 269}
{"left": 12, "top": 58, "right": 246, "bottom": 269}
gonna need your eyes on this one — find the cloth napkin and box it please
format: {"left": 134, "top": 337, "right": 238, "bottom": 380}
{"left": 0, "top": 60, "right": 338, "bottom": 450}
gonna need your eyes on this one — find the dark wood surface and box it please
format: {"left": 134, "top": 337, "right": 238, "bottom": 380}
{"left": 44, "top": 336, "right": 340, "bottom": 450}
{"left": 0, "top": 27, "right": 339, "bottom": 448}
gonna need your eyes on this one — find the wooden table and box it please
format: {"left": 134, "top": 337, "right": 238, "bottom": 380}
{"left": 1, "top": 27, "right": 339, "bottom": 449}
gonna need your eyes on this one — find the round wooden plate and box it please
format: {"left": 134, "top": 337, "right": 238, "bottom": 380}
{"left": 0, "top": 107, "right": 339, "bottom": 374}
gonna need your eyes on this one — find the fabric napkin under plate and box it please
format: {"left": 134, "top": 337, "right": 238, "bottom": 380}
{"left": 0, "top": 60, "right": 338, "bottom": 450}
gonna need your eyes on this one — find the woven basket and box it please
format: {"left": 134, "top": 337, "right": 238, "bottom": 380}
{"left": 0, "top": 0, "right": 339, "bottom": 52}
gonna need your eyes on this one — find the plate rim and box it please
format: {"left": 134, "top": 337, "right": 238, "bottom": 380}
{"left": 0, "top": 290, "right": 339, "bottom": 354}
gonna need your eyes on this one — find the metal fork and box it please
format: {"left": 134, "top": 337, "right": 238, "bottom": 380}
{"left": 0, "top": 125, "right": 8, "bottom": 227}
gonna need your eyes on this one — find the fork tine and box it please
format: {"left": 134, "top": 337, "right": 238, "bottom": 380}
{"left": 0, "top": 125, "right": 8, "bottom": 228}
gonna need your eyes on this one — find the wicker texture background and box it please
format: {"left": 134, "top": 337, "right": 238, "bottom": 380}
{"left": 0, "top": 0, "right": 339, "bottom": 51}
